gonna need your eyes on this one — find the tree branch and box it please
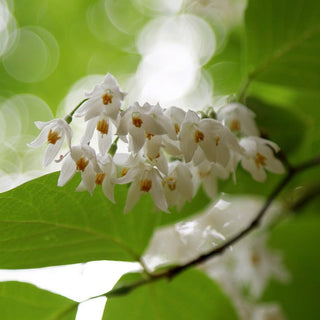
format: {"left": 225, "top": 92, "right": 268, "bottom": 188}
{"left": 89, "top": 153, "right": 320, "bottom": 300}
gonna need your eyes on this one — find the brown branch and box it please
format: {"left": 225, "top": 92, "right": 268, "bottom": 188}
{"left": 89, "top": 154, "right": 320, "bottom": 300}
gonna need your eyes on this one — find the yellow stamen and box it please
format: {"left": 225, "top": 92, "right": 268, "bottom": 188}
{"left": 121, "top": 167, "right": 129, "bottom": 177}
{"left": 166, "top": 177, "right": 176, "bottom": 191}
{"left": 47, "top": 129, "right": 61, "bottom": 144}
{"left": 251, "top": 251, "right": 261, "bottom": 266}
{"left": 97, "top": 119, "right": 109, "bottom": 135}
{"left": 194, "top": 130, "right": 204, "bottom": 143}
{"left": 255, "top": 152, "right": 267, "bottom": 169}
{"left": 95, "top": 173, "right": 106, "bottom": 185}
{"left": 76, "top": 157, "right": 89, "bottom": 172}
{"left": 198, "top": 170, "right": 211, "bottom": 178}
{"left": 140, "top": 179, "right": 152, "bottom": 192}
{"left": 145, "top": 131, "right": 154, "bottom": 140}
{"left": 132, "top": 116, "right": 143, "bottom": 128}
{"left": 230, "top": 119, "right": 241, "bottom": 131}
{"left": 215, "top": 136, "right": 220, "bottom": 146}
{"left": 147, "top": 152, "right": 160, "bottom": 161}
{"left": 102, "top": 93, "right": 113, "bottom": 105}
{"left": 174, "top": 123, "right": 180, "bottom": 134}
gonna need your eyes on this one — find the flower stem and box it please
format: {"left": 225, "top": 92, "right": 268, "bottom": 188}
{"left": 64, "top": 98, "right": 88, "bottom": 124}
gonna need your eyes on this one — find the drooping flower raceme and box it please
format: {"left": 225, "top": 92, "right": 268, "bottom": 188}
{"left": 28, "top": 118, "right": 72, "bottom": 166}
{"left": 29, "top": 72, "right": 286, "bottom": 214}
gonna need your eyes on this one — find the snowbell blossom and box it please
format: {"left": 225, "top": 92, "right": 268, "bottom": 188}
{"left": 117, "top": 102, "right": 173, "bottom": 154}
{"left": 195, "top": 160, "right": 229, "bottom": 198}
{"left": 58, "top": 144, "right": 100, "bottom": 189}
{"left": 143, "top": 135, "right": 168, "bottom": 175}
{"left": 163, "top": 162, "right": 194, "bottom": 210}
{"left": 28, "top": 118, "right": 72, "bottom": 167}
{"left": 251, "top": 303, "right": 287, "bottom": 320}
{"left": 81, "top": 114, "right": 114, "bottom": 155}
{"left": 180, "top": 110, "right": 243, "bottom": 165}
{"left": 117, "top": 157, "right": 168, "bottom": 213}
{"left": 217, "top": 102, "right": 259, "bottom": 136}
{"left": 240, "top": 137, "right": 285, "bottom": 182}
{"left": 75, "top": 73, "right": 126, "bottom": 121}
{"left": 76, "top": 153, "right": 117, "bottom": 202}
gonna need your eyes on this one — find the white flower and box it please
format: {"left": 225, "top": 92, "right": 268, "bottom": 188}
{"left": 75, "top": 73, "right": 126, "bottom": 121}
{"left": 164, "top": 106, "right": 186, "bottom": 138}
{"left": 76, "top": 153, "right": 117, "bottom": 202}
{"left": 217, "top": 102, "right": 259, "bottom": 136}
{"left": 117, "top": 102, "right": 172, "bottom": 154}
{"left": 81, "top": 114, "right": 114, "bottom": 155}
{"left": 143, "top": 135, "right": 169, "bottom": 175}
{"left": 251, "top": 303, "right": 287, "bottom": 320}
{"left": 28, "top": 118, "right": 72, "bottom": 166}
{"left": 163, "top": 162, "right": 194, "bottom": 210}
{"left": 240, "top": 137, "right": 285, "bottom": 182}
{"left": 179, "top": 110, "right": 242, "bottom": 165}
{"left": 161, "top": 106, "right": 186, "bottom": 157}
{"left": 232, "top": 234, "right": 290, "bottom": 299}
{"left": 195, "top": 160, "right": 229, "bottom": 198}
{"left": 117, "top": 156, "right": 168, "bottom": 213}
{"left": 57, "top": 144, "right": 100, "bottom": 189}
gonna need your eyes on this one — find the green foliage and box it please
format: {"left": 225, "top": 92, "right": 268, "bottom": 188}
{"left": 103, "top": 269, "right": 239, "bottom": 320}
{"left": 244, "top": 0, "right": 320, "bottom": 92}
{"left": 0, "top": 281, "right": 78, "bottom": 320}
{"left": 0, "top": 172, "right": 209, "bottom": 269}
{"left": 264, "top": 213, "right": 320, "bottom": 320}
{"left": 246, "top": 97, "right": 307, "bottom": 154}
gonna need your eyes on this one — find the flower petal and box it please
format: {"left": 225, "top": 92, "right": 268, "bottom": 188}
{"left": 150, "top": 173, "right": 168, "bottom": 212}
{"left": 28, "top": 126, "right": 50, "bottom": 148}
{"left": 124, "top": 181, "right": 142, "bottom": 213}
{"left": 58, "top": 156, "right": 76, "bottom": 186}
{"left": 43, "top": 136, "right": 64, "bottom": 166}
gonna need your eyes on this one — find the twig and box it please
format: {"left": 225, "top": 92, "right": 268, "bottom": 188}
{"left": 87, "top": 153, "right": 320, "bottom": 300}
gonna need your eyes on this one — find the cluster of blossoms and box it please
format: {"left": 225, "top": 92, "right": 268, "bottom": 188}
{"left": 29, "top": 73, "right": 285, "bottom": 213}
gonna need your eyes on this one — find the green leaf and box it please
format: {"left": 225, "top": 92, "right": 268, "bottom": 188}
{"left": 263, "top": 213, "right": 320, "bottom": 320}
{"left": 103, "top": 269, "right": 239, "bottom": 320}
{"left": 243, "top": 0, "right": 320, "bottom": 95}
{"left": 0, "top": 172, "right": 210, "bottom": 269}
{"left": 0, "top": 281, "right": 78, "bottom": 320}
{"left": 246, "top": 97, "right": 307, "bottom": 154}
{"left": 206, "top": 30, "right": 244, "bottom": 96}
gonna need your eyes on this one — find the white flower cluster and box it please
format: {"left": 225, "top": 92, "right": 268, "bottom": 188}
{"left": 28, "top": 73, "right": 285, "bottom": 213}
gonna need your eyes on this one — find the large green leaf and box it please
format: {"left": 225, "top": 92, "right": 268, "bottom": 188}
{"left": 263, "top": 213, "right": 320, "bottom": 320}
{"left": 206, "top": 29, "right": 244, "bottom": 96}
{"left": 0, "top": 281, "right": 78, "bottom": 320}
{"left": 246, "top": 97, "right": 307, "bottom": 154}
{"left": 244, "top": 0, "right": 320, "bottom": 93}
{"left": 103, "top": 269, "right": 239, "bottom": 320}
{"left": 0, "top": 172, "right": 210, "bottom": 269}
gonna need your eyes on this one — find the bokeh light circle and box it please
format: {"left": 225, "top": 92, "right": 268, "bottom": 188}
{"left": 2, "top": 26, "right": 59, "bottom": 83}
